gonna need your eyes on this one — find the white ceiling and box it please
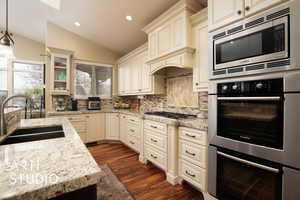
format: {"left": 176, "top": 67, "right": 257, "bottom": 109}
{"left": 0, "top": 0, "right": 207, "bottom": 56}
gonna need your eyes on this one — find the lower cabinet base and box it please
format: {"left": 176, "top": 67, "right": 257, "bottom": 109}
{"left": 50, "top": 185, "right": 97, "bottom": 200}
{"left": 139, "top": 155, "right": 147, "bottom": 164}
{"left": 203, "top": 192, "right": 218, "bottom": 200}
{"left": 166, "top": 172, "right": 180, "bottom": 186}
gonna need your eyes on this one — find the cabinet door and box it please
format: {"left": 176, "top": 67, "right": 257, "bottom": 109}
{"left": 130, "top": 56, "right": 140, "bottom": 94}
{"left": 123, "top": 62, "right": 131, "bottom": 94}
{"left": 208, "top": 0, "right": 244, "bottom": 31}
{"left": 141, "top": 51, "right": 152, "bottom": 93}
{"left": 157, "top": 23, "right": 172, "bottom": 56}
{"left": 86, "top": 114, "right": 105, "bottom": 143}
{"left": 245, "top": 0, "right": 284, "bottom": 16}
{"left": 173, "top": 15, "right": 186, "bottom": 50}
{"left": 105, "top": 113, "right": 120, "bottom": 140}
{"left": 149, "top": 32, "right": 158, "bottom": 60}
{"left": 193, "top": 21, "right": 209, "bottom": 92}
{"left": 118, "top": 64, "right": 125, "bottom": 94}
{"left": 120, "top": 114, "right": 128, "bottom": 144}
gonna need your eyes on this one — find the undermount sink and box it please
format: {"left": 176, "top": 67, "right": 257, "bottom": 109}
{"left": 0, "top": 125, "right": 65, "bottom": 145}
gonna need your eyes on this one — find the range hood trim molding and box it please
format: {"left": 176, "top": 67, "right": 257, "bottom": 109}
{"left": 148, "top": 47, "right": 195, "bottom": 75}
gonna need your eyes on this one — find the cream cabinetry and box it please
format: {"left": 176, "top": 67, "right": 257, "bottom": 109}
{"left": 118, "top": 44, "right": 165, "bottom": 96}
{"left": 49, "top": 113, "right": 105, "bottom": 143}
{"left": 178, "top": 127, "right": 208, "bottom": 192}
{"left": 86, "top": 114, "right": 105, "bottom": 143}
{"left": 191, "top": 9, "right": 209, "bottom": 92}
{"left": 143, "top": 0, "right": 202, "bottom": 72}
{"left": 119, "top": 114, "right": 128, "bottom": 144}
{"left": 208, "top": 0, "right": 287, "bottom": 31}
{"left": 244, "top": 0, "right": 286, "bottom": 16}
{"left": 105, "top": 113, "right": 120, "bottom": 140}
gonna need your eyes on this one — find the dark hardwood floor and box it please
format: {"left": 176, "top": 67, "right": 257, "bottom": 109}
{"left": 88, "top": 143, "right": 204, "bottom": 200}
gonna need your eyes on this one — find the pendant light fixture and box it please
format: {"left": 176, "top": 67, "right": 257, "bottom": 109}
{"left": 0, "top": 0, "right": 14, "bottom": 58}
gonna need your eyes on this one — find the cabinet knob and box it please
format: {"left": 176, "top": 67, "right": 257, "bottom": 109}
{"left": 237, "top": 10, "right": 242, "bottom": 15}
{"left": 195, "top": 83, "right": 199, "bottom": 86}
{"left": 245, "top": 6, "right": 250, "bottom": 11}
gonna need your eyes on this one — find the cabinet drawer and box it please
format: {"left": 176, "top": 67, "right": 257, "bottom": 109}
{"left": 145, "top": 145, "right": 167, "bottom": 170}
{"left": 179, "top": 140, "right": 207, "bottom": 168}
{"left": 127, "top": 124, "right": 141, "bottom": 138}
{"left": 77, "top": 131, "right": 87, "bottom": 143}
{"left": 67, "top": 115, "right": 87, "bottom": 122}
{"left": 179, "top": 127, "right": 207, "bottom": 146}
{"left": 127, "top": 115, "right": 141, "bottom": 125}
{"left": 145, "top": 130, "right": 167, "bottom": 152}
{"left": 127, "top": 135, "right": 140, "bottom": 153}
{"left": 144, "top": 120, "right": 167, "bottom": 134}
{"left": 179, "top": 159, "right": 206, "bottom": 191}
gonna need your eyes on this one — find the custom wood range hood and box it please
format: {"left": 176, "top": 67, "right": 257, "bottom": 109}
{"left": 142, "top": 0, "right": 203, "bottom": 75}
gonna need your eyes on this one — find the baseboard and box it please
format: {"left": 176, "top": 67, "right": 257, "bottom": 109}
{"left": 203, "top": 192, "right": 218, "bottom": 200}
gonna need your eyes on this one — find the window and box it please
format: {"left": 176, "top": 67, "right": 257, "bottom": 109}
{"left": 13, "top": 62, "right": 44, "bottom": 107}
{"left": 75, "top": 62, "right": 112, "bottom": 99}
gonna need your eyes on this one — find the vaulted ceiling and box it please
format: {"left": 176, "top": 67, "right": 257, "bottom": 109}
{"left": 0, "top": 0, "right": 207, "bottom": 56}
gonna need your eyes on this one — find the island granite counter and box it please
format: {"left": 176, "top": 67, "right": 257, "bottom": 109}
{"left": 0, "top": 118, "right": 101, "bottom": 200}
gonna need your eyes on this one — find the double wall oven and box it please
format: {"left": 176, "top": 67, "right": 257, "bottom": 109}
{"left": 208, "top": 73, "right": 300, "bottom": 200}
{"left": 207, "top": 2, "right": 300, "bottom": 200}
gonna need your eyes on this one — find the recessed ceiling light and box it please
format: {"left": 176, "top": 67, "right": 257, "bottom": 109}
{"left": 126, "top": 16, "right": 133, "bottom": 21}
{"left": 74, "top": 22, "right": 81, "bottom": 27}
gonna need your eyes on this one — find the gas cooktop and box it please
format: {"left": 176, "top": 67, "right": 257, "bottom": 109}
{"left": 144, "top": 112, "right": 196, "bottom": 120}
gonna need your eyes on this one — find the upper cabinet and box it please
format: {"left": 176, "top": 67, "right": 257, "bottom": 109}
{"left": 48, "top": 48, "right": 73, "bottom": 95}
{"left": 143, "top": 0, "right": 203, "bottom": 73}
{"left": 191, "top": 9, "right": 209, "bottom": 92}
{"left": 118, "top": 44, "right": 165, "bottom": 96}
{"left": 208, "top": 0, "right": 287, "bottom": 31}
{"left": 244, "top": 0, "right": 286, "bottom": 16}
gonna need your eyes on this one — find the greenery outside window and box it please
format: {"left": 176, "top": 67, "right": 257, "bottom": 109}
{"left": 75, "top": 62, "right": 112, "bottom": 99}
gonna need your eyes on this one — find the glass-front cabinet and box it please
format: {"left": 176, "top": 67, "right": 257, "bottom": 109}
{"left": 50, "top": 53, "right": 71, "bottom": 95}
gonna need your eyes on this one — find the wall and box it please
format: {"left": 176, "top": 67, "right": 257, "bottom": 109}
{"left": 46, "top": 22, "right": 120, "bottom": 64}
{"left": 13, "top": 34, "right": 45, "bottom": 62}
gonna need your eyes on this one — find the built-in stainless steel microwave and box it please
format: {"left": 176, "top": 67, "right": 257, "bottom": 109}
{"left": 209, "top": 1, "right": 300, "bottom": 79}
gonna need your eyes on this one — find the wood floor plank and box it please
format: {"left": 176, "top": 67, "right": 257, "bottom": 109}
{"left": 88, "top": 143, "right": 204, "bottom": 200}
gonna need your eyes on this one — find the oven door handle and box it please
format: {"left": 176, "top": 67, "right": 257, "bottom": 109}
{"left": 217, "top": 151, "right": 280, "bottom": 173}
{"left": 217, "top": 96, "right": 282, "bottom": 101}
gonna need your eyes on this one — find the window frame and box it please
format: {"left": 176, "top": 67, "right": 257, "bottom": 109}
{"left": 74, "top": 60, "right": 113, "bottom": 100}
{"left": 0, "top": 58, "right": 45, "bottom": 105}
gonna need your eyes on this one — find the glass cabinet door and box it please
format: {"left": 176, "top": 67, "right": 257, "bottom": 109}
{"left": 51, "top": 54, "right": 70, "bottom": 94}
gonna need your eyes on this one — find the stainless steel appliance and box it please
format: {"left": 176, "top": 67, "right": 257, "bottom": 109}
{"left": 208, "top": 72, "right": 300, "bottom": 199}
{"left": 209, "top": 1, "right": 300, "bottom": 79}
{"left": 87, "top": 97, "right": 101, "bottom": 110}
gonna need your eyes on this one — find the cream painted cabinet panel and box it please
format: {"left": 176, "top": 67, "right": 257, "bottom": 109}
{"left": 130, "top": 56, "right": 140, "bottom": 93}
{"left": 118, "top": 63, "right": 125, "bottom": 94}
{"left": 245, "top": 0, "right": 285, "bottom": 16}
{"left": 123, "top": 62, "right": 131, "bottom": 94}
{"left": 105, "top": 113, "right": 120, "bottom": 140}
{"left": 149, "top": 32, "right": 158, "bottom": 60}
{"left": 193, "top": 21, "right": 209, "bottom": 92}
{"left": 173, "top": 16, "right": 186, "bottom": 50}
{"left": 208, "top": 0, "right": 244, "bottom": 31}
{"left": 141, "top": 52, "right": 152, "bottom": 93}
{"left": 86, "top": 114, "right": 105, "bottom": 143}
{"left": 120, "top": 114, "right": 128, "bottom": 144}
{"left": 157, "top": 23, "right": 172, "bottom": 56}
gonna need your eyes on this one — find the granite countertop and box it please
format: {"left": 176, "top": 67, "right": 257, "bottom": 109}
{"left": 0, "top": 118, "right": 101, "bottom": 200}
{"left": 47, "top": 109, "right": 207, "bottom": 131}
{"left": 47, "top": 109, "right": 144, "bottom": 118}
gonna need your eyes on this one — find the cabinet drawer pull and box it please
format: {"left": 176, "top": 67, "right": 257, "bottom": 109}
{"left": 130, "top": 119, "right": 135, "bottom": 122}
{"left": 151, "top": 138, "right": 158, "bottom": 143}
{"left": 237, "top": 10, "right": 242, "bottom": 15}
{"left": 130, "top": 141, "right": 135, "bottom": 145}
{"left": 245, "top": 6, "right": 250, "bottom": 11}
{"left": 185, "top": 151, "right": 196, "bottom": 156}
{"left": 185, "top": 170, "right": 196, "bottom": 178}
{"left": 185, "top": 133, "right": 196, "bottom": 138}
{"left": 151, "top": 125, "right": 158, "bottom": 129}
{"left": 130, "top": 129, "right": 135, "bottom": 132}
{"left": 150, "top": 154, "right": 157, "bottom": 159}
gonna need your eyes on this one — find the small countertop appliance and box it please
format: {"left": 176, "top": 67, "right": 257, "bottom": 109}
{"left": 87, "top": 97, "right": 101, "bottom": 110}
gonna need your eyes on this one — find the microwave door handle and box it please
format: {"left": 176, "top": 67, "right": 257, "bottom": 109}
{"left": 217, "top": 151, "right": 280, "bottom": 173}
{"left": 217, "top": 96, "right": 281, "bottom": 101}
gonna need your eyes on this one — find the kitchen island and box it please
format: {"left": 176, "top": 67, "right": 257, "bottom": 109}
{"left": 0, "top": 118, "right": 101, "bottom": 200}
